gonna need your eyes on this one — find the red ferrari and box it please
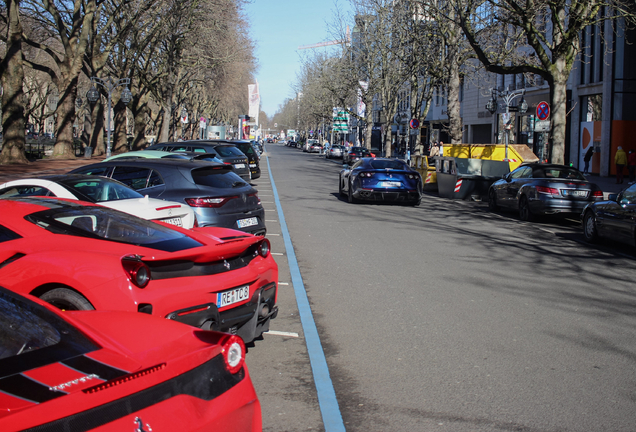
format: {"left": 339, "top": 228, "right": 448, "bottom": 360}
{"left": 0, "top": 286, "right": 261, "bottom": 431}
{"left": 0, "top": 197, "right": 278, "bottom": 342}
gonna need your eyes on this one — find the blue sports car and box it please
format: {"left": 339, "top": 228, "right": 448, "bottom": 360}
{"left": 339, "top": 158, "right": 423, "bottom": 205}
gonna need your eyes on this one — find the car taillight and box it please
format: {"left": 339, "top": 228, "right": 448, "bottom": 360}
{"left": 121, "top": 255, "right": 151, "bottom": 288}
{"left": 360, "top": 172, "right": 374, "bottom": 177}
{"left": 591, "top": 190, "right": 603, "bottom": 198}
{"left": 185, "top": 197, "right": 237, "bottom": 208}
{"left": 220, "top": 334, "right": 245, "bottom": 374}
{"left": 248, "top": 192, "right": 261, "bottom": 205}
{"left": 258, "top": 238, "right": 270, "bottom": 258}
{"left": 536, "top": 186, "right": 559, "bottom": 195}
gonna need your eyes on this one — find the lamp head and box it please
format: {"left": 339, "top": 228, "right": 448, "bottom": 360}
{"left": 86, "top": 87, "right": 99, "bottom": 104}
{"left": 120, "top": 87, "right": 132, "bottom": 105}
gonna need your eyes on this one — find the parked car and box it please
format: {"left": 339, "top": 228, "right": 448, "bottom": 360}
{"left": 326, "top": 145, "right": 344, "bottom": 159}
{"left": 304, "top": 139, "right": 318, "bottom": 152}
{"left": 146, "top": 142, "right": 251, "bottom": 181}
{"left": 488, "top": 163, "right": 604, "bottom": 221}
{"left": 581, "top": 182, "right": 636, "bottom": 246}
{"left": 0, "top": 175, "right": 196, "bottom": 228}
{"left": 0, "top": 286, "right": 261, "bottom": 431}
{"left": 310, "top": 142, "right": 323, "bottom": 153}
{"left": 0, "top": 197, "right": 278, "bottom": 342}
{"left": 339, "top": 158, "right": 422, "bottom": 205}
{"left": 105, "top": 150, "right": 225, "bottom": 165}
{"left": 70, "top": 159, "right": 267, "bottom": 235}
{"left": 343, "top": 147, "right": 373, "bottom": 165}
{"left": 225, "top": 140, "right": 261, "bottom": 179}
{"left": 286, "top": 140, "right": 298, "bottom": 148}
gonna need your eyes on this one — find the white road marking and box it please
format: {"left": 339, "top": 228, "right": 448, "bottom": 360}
{"left": 265, "top": 330, "right": 300, "bottom": 338}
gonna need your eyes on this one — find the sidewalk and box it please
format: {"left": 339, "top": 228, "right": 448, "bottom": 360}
{"left": 0, "top": 155, "right": 107, "bottom": 183}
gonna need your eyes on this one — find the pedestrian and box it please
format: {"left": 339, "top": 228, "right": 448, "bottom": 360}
{"left": 628, "top": 149, "right": 636, "bottom": 184}
{"left": 439, "top": 141, "right": 444, "bottom": 156}
{"left": 583, "top": 146, "right": 593, "bottom": 174}
{"left": 430, "top": 142, "right": 440, "bottom": 157}
{"left": 615, "top": 146, "right": 627, "bottom": 184}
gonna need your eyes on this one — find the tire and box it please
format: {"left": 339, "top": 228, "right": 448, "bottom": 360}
{"left": 488, "top": 189, "right": 499, "bottom": 212}
{"left": 518, "top": 196, "right": 534, "bottom": 222}
{"left": 582, "top": 211, "right": 599, "bottom": 243}
{"left": 410, "top": 198, "right": 421, "bottom": 207}
{"left": 339, "top": 178, "right": 345, "bottom": 197}
{"left": 348, "top": 183, "right": 358, "bottom": 204}
{"left": 40, "top": 288, "right": 94, "bottom": 311}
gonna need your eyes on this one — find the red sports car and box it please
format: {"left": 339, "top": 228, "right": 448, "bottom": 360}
{"left": 0, "top": 197, "right": 278, "bottom": 343}
{"left": 0, "top": 286, "right": 261, "bottom": 431}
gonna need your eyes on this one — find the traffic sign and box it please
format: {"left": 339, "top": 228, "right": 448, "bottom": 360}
{"left": 409, "top": 119, "right": 420, "bottom": 129}
{"left": 536, "top": 101, "right": 550, "bottom": 120}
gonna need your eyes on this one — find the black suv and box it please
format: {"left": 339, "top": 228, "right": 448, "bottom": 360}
{"left": 146, "top": 141, "right": 251, "bottom": 181}
{"left": 217, "top": 140, "right": 261, "bottom": 180}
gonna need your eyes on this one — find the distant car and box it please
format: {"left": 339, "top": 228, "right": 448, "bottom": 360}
{"left": 339, "top": 158, "right": 422, "bottom": 205}
{"left": 0, "top": 197, "right": 278, "bottom": 342}
{"left": 226, "top": 140, "right": 261, "bottom": 179}
{"left": 147, "top": 142, "right": 251, "bottom": 181}
{"left": 304, "top": 139, "right": 318, "bottom": 152}
{"left": 310, "top": 143, "right": 323, "bottom": 153}
{"left": 343, "top": 147, "right": 373, "bottom": 164}
{"left": 326, "top": 145, "right": 344, "bottom": 159}
{"left": 488, "top": 163, "right": 604, "bottom": 221}
{"left": 287, "top": 140, "right": 298, "bottom": 148}
{"left": 0, "top": 286, "right": 261, "bottom": 431}
{"left": 0, "top": 175, "right": 196, "bottom": 228}
{"left": 105, "top": 150, "right": 226, "bottom": 165}
{"left": 69, "top": 158, "right": 267, "bottom": 235}
{"left": 581, "top": 182, "right": 636, "bottom": 246}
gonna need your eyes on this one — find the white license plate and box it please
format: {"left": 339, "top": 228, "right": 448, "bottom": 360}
{"left": 237, "top": 217, "right": 258, "bottom": 228}
{"left": 217, "top": 285, "right": 250, "bottom": 308}
{"left": 380, "top": 181, "right": 402, "bottom": 188}
{"left": 161, "top": 217, "right": 183, "bottom": 227}
{"left": 249, "top": 163, "right": 257, "bottom": 168}
{"left": 234, "top": 163, "right": 246, "bottom": 169}
{"left": 564, "top": 190, "right": 587, "bottom": 197}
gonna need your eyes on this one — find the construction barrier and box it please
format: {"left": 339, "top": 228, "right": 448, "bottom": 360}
{"left": 436, "top": 157, "right": 510, "bottom": 200}
{"left": 411, "top": 155, "right": 437, "bottom": 191}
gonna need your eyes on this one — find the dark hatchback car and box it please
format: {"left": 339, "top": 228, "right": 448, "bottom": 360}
{"left": 339, "top": 158, "right": 422, "bottom": 205}
{"left": 344, "top": 147, "right": 373, "bottom": 165}
{"left": 581, "top": 182, "right": 636, "bottom": 246}
{"left": 488, "top": 163, "right": 604, "bottom": 221}
{"left": 146, "top": 142, "right": 251, "bottom": 181}
{"left": 69, "top": 159, "right": 266, "bottom": 235}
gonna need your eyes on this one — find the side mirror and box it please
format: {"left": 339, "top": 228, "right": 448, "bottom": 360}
{"left": 608, "top": 193, "right": 618, "bottom": 202}
{"left": 504, "top": 173, "right": 511, "bottom": 182}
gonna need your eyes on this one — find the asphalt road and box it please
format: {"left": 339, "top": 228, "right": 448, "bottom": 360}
{"left": 247, "top": 142, "right": 636, "bottom": 432}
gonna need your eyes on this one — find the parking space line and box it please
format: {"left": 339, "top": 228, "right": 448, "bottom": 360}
{"left": 265, "top": 330, "right": 300, "bottom": 338}
{"left": 266, "top": 155, "right": 346, "bottom": 432}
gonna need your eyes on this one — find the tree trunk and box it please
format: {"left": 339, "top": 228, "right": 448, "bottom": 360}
{"left": 90, "top": 101, "right": 105, "bottom": 156}
{"left": 549, "top": 70, "right": 569, "bottom": 165}
{"left": 159, "top": 105, "right": 171, "bottom": 142}
{"left": 52, "top": 79, "right": 78, "bottom": 158}
{"left": 447, "top": 60, "right": 463, "bottom": 144}
{"left": 132, "top": 102, "right": 149, "bottom": 150}
{"left": 0, "top": 0, "right": 29, "bottom": 165}
{"left": 113, "top": 101, "right": 128, "bottom": 153}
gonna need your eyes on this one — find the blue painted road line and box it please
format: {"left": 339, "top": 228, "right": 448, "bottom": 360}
{"left": 266, "top": 155, "right": 346, "bottom": 432}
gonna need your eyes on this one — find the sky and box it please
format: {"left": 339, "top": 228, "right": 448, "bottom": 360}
{"left": 244, "top": 0, "right": 349, "bottom": 118}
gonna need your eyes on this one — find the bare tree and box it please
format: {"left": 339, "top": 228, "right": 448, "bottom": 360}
{"left": 453, "top": 0, "right": 636, "bottom": 164}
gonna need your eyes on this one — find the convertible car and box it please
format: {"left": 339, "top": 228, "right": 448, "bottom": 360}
{"left": 0, "top": 287, "right": 261, "bottom": 431}
{"left": 581, "top": 182, "right": 636, "bottom": 246}
{"left": 488, "top": 163, "right": 603, "bottom": 221}
{"left": 339, "top": 158, "right": 422, "bottom": 205}
{"left": 0, "top": 197, "right": 278, "bottom": 343}
{"left": 0, "top": 175, "right": 196, "bottom": 229}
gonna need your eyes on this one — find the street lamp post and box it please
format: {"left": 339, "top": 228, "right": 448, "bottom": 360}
{"left": 86, "top": 77, "right": 132, "bottom": 157}
{"left": 486, "top": 86, "right": 528, "bottom": 161}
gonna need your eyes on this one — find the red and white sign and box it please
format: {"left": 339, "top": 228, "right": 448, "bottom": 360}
{"left": 454, "top": 179, "right": 463, "bottom": 192}
{"left": 536, "top": 101, "right": 550, "bottom": 121}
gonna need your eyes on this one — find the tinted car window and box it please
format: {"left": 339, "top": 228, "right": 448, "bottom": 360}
{"left": 538, "top": 168, "right": 584, "bottom": 180}
{"left": 236, "top": 143, "right": 256, "bottom": 157}
{"left": 620, "top": 184, "right": 636, "bottom": 205}
{"left": 213, "top": 146, "right": 245, "bottom": 157}
{"left": 0, "top": 186, "right": 54, "bottom": 198}
{"left": 147, "top": 170, "right": 164, "bottom": 188}
{"left": 26, "top": 206, "right": 203, "bottom": 252}
{"left": 0, "top": 225, "right": 21, "bottom": 243}
{"left": 0, "top": 288, "right": 98, "bottom": 375}
{"left": 59, "top": 178, "right": 143, "bottom": 202}
{"left": 511, "top": 166, "right": 532, "bottom": 179}
{"left": 191, "top": 168, "right": 249, "bottom": 188}
{"left": 73, "top": 166, "right": 111, "bottom": 177}
{"left": 111, "top": 167, "right": 152, "bottom": 190}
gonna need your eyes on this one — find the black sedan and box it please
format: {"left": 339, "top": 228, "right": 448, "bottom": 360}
{"left": 69, "top": 159, "right": 266, "bottom": 235}
{"left": 343, "top": 146, "right": 373, "bottom": 165}
{"left": 488, "top": 163, "right": 604, "bottom": 221}
{"left": 581, "top": 183, "right": 636, "bottom": 246}
{"left": 339, "top": 158, "right": 422, "bottom": 205}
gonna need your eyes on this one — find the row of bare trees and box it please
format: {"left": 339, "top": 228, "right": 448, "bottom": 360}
{"left": 0, "top": 0, "right": 257, "bottom": 164}
{"left": 285, "top": 0, "right": 634, "bottom": 165}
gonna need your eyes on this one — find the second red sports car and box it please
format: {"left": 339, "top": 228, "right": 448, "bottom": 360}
{"left": 0, "top": 197, "right": 278, "bottom": 342}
